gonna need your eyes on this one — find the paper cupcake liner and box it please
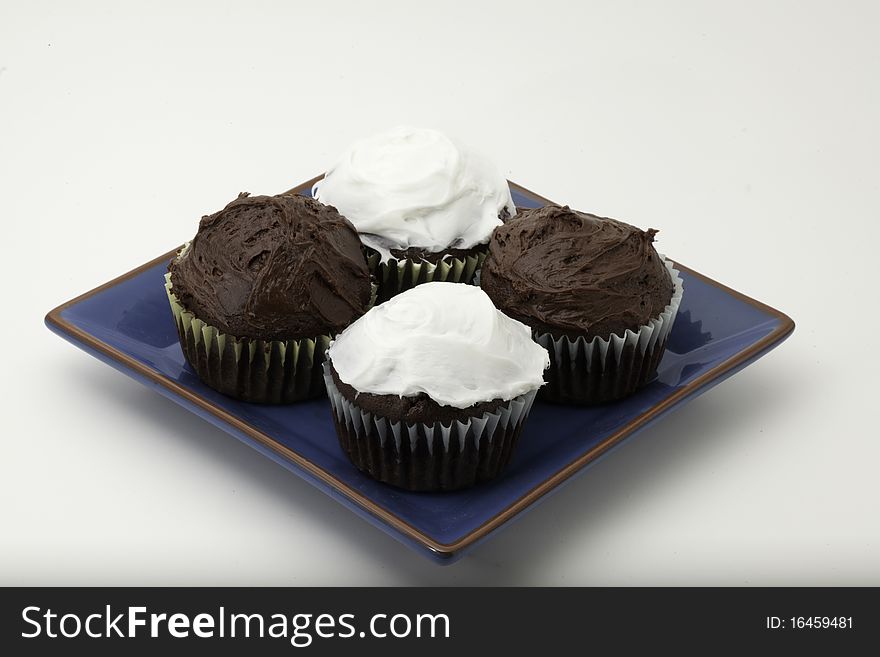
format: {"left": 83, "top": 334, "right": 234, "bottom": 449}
{"left": 323, "top": 362, "right": 538, "bottom": 491}
{"left": 535, "top": 257, "right": 684, "bottom": 405}
{"left": 365, "top": 248, "right": 486, "bottom": 303}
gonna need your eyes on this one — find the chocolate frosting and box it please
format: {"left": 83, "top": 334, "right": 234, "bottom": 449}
{"left": 480, "top": 205, "right": 674, "bottom": 340}
{"left": 169, "top": 193, "right": 371, "bottom": 341}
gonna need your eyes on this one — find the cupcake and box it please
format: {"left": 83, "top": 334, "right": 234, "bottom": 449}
{"left": 166, "top": 192, "right": 372, "bottom": 403}
{"left": 480, "top": 205, "right": 684, "bottom": 405}
{"left": 324, "top": 282, "right": 549, "bottom": 491}
{"left": 312, "top": 126, "right": 515, "bottom": 301}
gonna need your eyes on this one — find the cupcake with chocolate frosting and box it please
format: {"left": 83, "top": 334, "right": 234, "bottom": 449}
{"left": 324, "top": 282, "right": 549, "bottom": 491}
{"left": 166, "top": 192, "right": 372, "bottom": 403}
{"left": 480, "top": 204, "right": 684, "bottom": 404}
{"left": 313, "top": 126, "right": 515, "bottom": 301}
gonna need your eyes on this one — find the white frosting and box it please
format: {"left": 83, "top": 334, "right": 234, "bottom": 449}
{"left": 327, "top": 282, "right": 549, "bottom": 409}
{"left": 312, "top": 126, "right": 515, "bottom": 262}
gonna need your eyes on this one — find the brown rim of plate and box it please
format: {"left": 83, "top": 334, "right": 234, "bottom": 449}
{"left": 45, "top": 176, "right": 796, "bottom": 559}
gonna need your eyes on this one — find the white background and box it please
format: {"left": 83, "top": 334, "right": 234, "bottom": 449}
{"left": 2, "top": 0, "right": 878, "bottom": 585}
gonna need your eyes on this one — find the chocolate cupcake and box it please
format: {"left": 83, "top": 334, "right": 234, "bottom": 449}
{"left": 480, "top": 205, "right": 684, "bottom": 405}
{"left": 312, "top": 126, "right": 515, "bottom": 302}
{"left": 324, "top": 282, "right": 549, "bottom": 491}
{"left": 166, "top": 192, "right": 372, "bottom": 403}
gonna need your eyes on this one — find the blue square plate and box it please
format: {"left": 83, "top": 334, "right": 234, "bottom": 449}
{"left": 46, "top": 177, "right": 794, "bottom": 563}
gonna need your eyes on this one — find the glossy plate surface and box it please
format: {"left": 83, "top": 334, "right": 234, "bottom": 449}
{"left": 45, "top": 178, "right": 794, "bottom": 563}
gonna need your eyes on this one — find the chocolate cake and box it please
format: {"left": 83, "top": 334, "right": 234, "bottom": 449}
{"left": 480, "top": 204, "right": 674, "bottom": 340}
{"left": 169, "top": 193, "right": 371, "bottom": 341}
{"left": 165, "top": 192, "right": 372, "bottom": 403}
{"left": 323, "top": 282, "right": 549, "bottom": 491}
{"left": 481, "top": 204, "right": 683, "bottom": 405}
{"left": 328, "top": 362, "right": 507, "bottom": 426}
{"left": 313, "top": 126, "right": 515, "bottom": 299}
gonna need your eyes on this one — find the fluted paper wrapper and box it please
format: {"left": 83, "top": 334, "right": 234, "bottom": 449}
{"left": 324, "top": 362, "right": 538, "bottom": 491}
{"left": 366, "top": 249, "right": 486, "bottom": 303}
{"left": 536, "top": 257, "right": 684, "bottom": 405}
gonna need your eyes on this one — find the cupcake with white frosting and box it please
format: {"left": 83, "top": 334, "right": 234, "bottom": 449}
{"left": 323, "top": 282, "right": 549, "bottom": 491}
{"left": 313, "top": 126, "right": 515, "bottom": 301}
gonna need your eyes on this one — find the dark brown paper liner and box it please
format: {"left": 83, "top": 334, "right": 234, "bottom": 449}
{"left": 365, "top": 249, "right": 486, "bottom": 303}
{"left": 324, "top": 362, "right": 538, "bottom": 491}
{"left": 537, "top": 330, "right": 672, "bottom": 405}
{"left": 536, "top": 258, "right": 684, "bottom": 405}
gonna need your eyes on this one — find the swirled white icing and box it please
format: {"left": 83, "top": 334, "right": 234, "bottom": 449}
{"left": 312, "top": 126, "right": 515, "bottom": 262}
{"left": 327, "top": 282, "right": 549, "bottom": 408}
